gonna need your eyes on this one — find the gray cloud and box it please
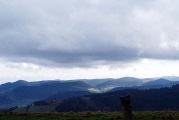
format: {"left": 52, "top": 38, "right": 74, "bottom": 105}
{"left": 1, "top": 0, "right": 179, "bottom": 67}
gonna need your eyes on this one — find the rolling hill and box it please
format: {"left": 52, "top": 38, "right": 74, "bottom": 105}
{"left": 55, "top": 84, "right": 179, "bottom": 112}
{"left": 95, "top": 77, "right": 143, "bottom": 90}
{"left": 1, "top": 77, "right": 179, "bottom": 109}
{"left": 9, "top": 84, "right": 179, "bottom": 112}
{"left": 0, "top": 80, "right": 62, "bottom": 94}
{"left": 0, "top": 81, "right": 92, "bottom": 108}
{"left": 142, "top": 78, "right": 172, "bottom": 86}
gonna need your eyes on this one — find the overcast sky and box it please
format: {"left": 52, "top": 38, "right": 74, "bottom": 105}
{"left": 1, "top": 0, "right": 179, "bottom": 83}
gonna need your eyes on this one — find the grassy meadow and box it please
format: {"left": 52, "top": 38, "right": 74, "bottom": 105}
{"left": 0, "top": 111, "right": 179, "bottom": 120}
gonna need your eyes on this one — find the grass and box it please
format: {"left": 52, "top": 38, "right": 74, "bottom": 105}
{"left": 13, "top": 105, "right": 58, "bottom": 113}
{"left": 0, "top": 111, "right": 179, "bottom": 120}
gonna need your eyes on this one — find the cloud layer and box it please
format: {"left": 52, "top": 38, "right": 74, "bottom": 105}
{"left": 1, "top": 0, "right": 179, "bottom": 67}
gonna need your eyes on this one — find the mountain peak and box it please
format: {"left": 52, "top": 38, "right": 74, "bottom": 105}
{"left": 142, "top": 78, "right": 172, "bottom": 86}
{"left": 154, "top": 78, "right": 171, "bottom": 82}
{"left": 15, "top": 80, "right": 27, "bottom": 83}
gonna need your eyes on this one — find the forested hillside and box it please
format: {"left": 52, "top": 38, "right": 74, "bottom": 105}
{"left": 56, "top": 84, "right": 179, "bottom": 112}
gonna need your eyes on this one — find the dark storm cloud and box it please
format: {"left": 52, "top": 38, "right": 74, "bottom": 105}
{"left": 1, "top": 0, "right": 179, "bottom": 67}
{"left": 0, "top": 39, "right": 139, "bottom": 67}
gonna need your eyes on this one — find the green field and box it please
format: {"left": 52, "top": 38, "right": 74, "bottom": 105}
{"left": 0, "top": 111, "right": 179, "bottom": 120}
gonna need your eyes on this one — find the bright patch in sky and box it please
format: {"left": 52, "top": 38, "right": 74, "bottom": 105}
{"left": 0, "top": 59, "right": 179, "bottom": 83}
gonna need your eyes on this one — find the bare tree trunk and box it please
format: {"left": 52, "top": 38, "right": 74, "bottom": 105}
{"left": 26, "top": 105, "right": 31, "bottom": 112}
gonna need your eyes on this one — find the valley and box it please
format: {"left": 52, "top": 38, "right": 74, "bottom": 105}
{"left": 0, "top": 77, "right": 179, "bottom": 113}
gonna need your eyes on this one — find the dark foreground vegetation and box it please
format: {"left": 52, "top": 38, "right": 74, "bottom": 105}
{"left": 0, "top": 111, "right": 179, "bottom": 120}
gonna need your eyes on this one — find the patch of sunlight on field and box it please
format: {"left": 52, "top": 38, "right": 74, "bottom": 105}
{"left": 88, "top": 88, "right": 101, "bottom": 93}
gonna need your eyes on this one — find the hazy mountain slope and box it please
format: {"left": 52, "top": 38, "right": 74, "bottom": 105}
{"left": 142, "top": 78, "right": 172, "bottom": 86}
{"left": 140, "top": 78, "right": 179, "bottom": 88}
{"left": 107, "top": 78, "right": 179, "bottom": 91}
{"left": 81, "top": 79, "right": 112, "bottom": 87}
{"left": 0, "top": 81, "right": 92, "bottom": 108}
{"left": 0, "top": 80, "right": 28, "bottom": 94}
{"left": 157, "top": 76, "right": 179, "bottom": 81}
{"left": 95, "top": 77, "right": 143, "bottom": 89}
{"left": 0, "top": 80, "right": 63, "bottom": 94}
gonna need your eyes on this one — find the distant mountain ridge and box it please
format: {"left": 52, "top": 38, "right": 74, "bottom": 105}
{"left": 0, "top": 81, "right": 92, "bottom": 108}
{"left": 1, "top": 76, "right": 179, "bottom": 109}
{"left": 0, "top": 80, "right": 28, "bottom": 94}
{"left": 142, "top": 78, "right": 172, "bottom": 86}
{"left": 0, "top": 80, "right": 62, "bottom": 94}
{"left": 95, "top": 77, "right": 143, "bottom": 89}
{"left": 109, "top": 78, "right": 179, "bottom": 91}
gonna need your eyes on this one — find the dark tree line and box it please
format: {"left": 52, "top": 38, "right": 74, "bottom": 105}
{"left": 56, "top": 84, "right": 179, "bottom": 112}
